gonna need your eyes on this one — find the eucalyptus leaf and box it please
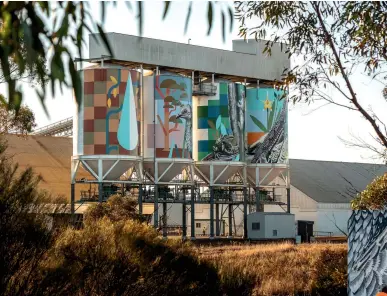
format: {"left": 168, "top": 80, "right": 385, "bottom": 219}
{"left": 250, "top": 115, "right": 267, "bottom": 132}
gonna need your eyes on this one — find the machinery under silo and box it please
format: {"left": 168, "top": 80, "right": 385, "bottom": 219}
{"left": 68, "top": 33, "right": 291, "bottom": 240}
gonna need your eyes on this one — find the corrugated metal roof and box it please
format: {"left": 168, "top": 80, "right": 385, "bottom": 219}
{"left": 290, "top": 159, "right": 387, "bottom": 204}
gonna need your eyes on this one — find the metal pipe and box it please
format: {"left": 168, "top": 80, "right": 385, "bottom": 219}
{"left": 71, "top": 183, "right": 75, "bottom": 224}
{"left": 98, "top": 183, "right": 103, "bottom": 203}
{"left": 163, "top": 192, "right": 167, "bottom": 238}
{"left": 215, "top": 203, "right": 220, "bottom": 236}
{"left": 182, "top": 187, "right": 187, "bottom": 240}
{"left": 154, "top": 185, "right": 159, "bottom": 228}
{"left": 138, "top": 184, "right": 143, "bottom": 215}
{"left": 228, "top": 203, "right": 233, "bottom": 238}
{"left": 209, "top": 186, "right": 214, "bottom": 239}
{"left": 243, "top": 186, "right": 248, "bottom": 238}
{"left": 140, "top": 64, "right": 144, "bottom": 159}
{"left": 190, "top": 185, "right": 195, "bottom": 240}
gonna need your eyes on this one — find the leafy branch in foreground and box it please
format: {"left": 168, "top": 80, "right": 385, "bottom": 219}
{"left": 236, "top": 1, "right": 387, "bottom": 160}
{"left": 0, "top": 1, "right": 233, "bottom": 115}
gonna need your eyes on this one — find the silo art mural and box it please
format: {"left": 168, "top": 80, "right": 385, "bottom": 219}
{"left": 82, "top": 68, "right": 141, "bottom": 155}
{"left": 196, "top": 83, "right": 245, "bottom": 161}
{"left": 154, "top": 75, "right": 192, "bottom": 158}
{"left": 246, "top": 88, "right": 288, "bottom": 163}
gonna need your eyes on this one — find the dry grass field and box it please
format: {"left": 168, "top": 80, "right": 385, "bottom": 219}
{"left": 194, "top": 243, "right": 348, "bottom": 296}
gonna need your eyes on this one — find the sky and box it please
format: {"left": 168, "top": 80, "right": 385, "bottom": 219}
{"left": 17, "top": 1, "right": 387, "bottom": 164}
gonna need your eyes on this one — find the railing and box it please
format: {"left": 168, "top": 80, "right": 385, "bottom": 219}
{"left": 192, "top": 83, "right": 217, "bottom": 96}
{"left": 31, "top": 116, "right": 73, "bottom": 136}
{"left": 313, "top": 231, "right": 333, "bottom": 237}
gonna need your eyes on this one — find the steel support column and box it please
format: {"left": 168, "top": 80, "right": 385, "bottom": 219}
{"left": 215, "top": 203, "right": 220, "bottom": 236}
{"left": 287, "top": 188, "right": 291, "bottom": 213}
{"left": 209, "top": 186, "right": 214, "bottom": 239}
{"left": 182, "top": 187, "right": 187, "bottom": 240}
{"left": 98, "top": 183, "right": 103, "bottom": 202}
{"left": 71, "top": 183, "right": 75, "bottom": 224}
{"left": 228, "top": 204, "right": 233, "bottom": 238}
{"left": 138, "top": 184, "right": 143, "bottom": 215}
{"left": 154, "top": 185, "right": 159, "bottom": 229}
{"left": 162, "top": 193, "right": 167, "bottom": 238}
{"left": 243, "top": 186, "right": 248, "bottom": 239}
{"left": 190, "top": 185, "right": 195, "bottom": 240}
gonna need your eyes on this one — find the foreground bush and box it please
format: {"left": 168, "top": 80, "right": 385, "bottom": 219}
{"left": 198, "top": 243, "right": 347, "bottom": 296}
{"left": 38, "top": 218, "right": 220, "bottom": 296}
{"left": 351, "top": 173, "right": 387, "bottom": 210}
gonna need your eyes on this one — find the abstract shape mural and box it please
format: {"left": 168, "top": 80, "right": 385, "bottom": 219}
{"left": 82, "top": 68, "right": 141, "bottom": 155}
{"left": 154, "top": 75, "right": 192, "bottom": 158}
{"left": 348, "top": 209, "right": 387, "bottom": 296}
{"left": 245, "top": 88, "right": 288, "bottom": 164}
{"left": 196, "top": 82, "right": 245, "bottom": 161}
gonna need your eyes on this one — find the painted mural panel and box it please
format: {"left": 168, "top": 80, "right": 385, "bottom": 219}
{"left": 196, "top": 82, "right": 245, "bottom": 161}
{"left": 246, "top": 88, "right": 288, "bottom": 164}
{"left": 348, "top": 210, "right": 387, "bottom": 296}
{"left": 154, "top": 75, "right": 192, "bottom": 158}
{"left": 82, "top": 68, "right": 141, "bottom": 155}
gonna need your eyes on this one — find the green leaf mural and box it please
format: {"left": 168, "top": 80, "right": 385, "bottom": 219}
{"left": 267, "top": 100, "right": 276, "bottom": 130}
{"left": 220, "top": 123, "right": 227, "bottom": 136}
{"left": 216, "top": 114, "right": 222, "bottom": 130}
{"left": 250, "top": 115, "right": 267, "bottom": 132}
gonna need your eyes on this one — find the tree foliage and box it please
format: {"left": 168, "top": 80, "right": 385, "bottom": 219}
{"left": 236, "top": 1, "right": 387, "bottom": 161}
{"left": 351, "top": 173, "right": 387, "bottom": 210}
{"left": 0, "top": 103, "right": 36, "bottom": 135}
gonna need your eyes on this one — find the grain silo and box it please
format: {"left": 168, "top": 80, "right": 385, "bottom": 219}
{"left": 192, "top": 80, "right": 247, "bottom": 238}
{"left": 72, "top": 64, "right": 143, "bottom": 203}
{"left": 245, "top": 86, "right": 289, "bottom": 212}
{"left": 143, "top": 72, "right": 194, "bottom": 235}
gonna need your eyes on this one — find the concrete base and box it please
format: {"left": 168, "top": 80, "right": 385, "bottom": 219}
{"left": 227, "top": 236, "right": 233, "bottom": 239}
{"left": 190, "top": 237, "right": 196, "bottom": 241}
{"left": 209, "top": 236, "right": 215, "bottom": 240}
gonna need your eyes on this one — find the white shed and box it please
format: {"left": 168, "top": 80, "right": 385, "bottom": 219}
{"left": 247, "top": 212, "right": 295, "bottom": 240}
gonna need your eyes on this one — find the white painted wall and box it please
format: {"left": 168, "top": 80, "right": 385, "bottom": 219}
{"left": 247, "top": 213, "right": 295, "bottom": 239}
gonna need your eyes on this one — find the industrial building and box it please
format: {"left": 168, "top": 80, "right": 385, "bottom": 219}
{"left": 7, "top": 134, "right": 386, "bottom": 239}
{"left": 25, "top": 33, "right": 387, "bottom": 240}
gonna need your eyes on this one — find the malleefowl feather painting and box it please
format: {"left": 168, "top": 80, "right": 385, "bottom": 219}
{"left": 348, "top": 210, "right": 387, "bottom": 296}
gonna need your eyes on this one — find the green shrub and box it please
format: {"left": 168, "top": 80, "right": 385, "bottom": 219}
{"left": 351, "top": 173, "right": 387, "bottom": 210}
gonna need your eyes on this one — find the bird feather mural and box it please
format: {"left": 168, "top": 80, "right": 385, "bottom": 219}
{"left": 348, "top": 209, "right": 387, "bottom": 296}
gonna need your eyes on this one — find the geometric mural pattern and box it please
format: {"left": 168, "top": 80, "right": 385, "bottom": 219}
{"left": 196, "top": 82, "right": 245, "bottom": 161}
{"left": 83, "top": 68, "right": 141, "bottom": 156}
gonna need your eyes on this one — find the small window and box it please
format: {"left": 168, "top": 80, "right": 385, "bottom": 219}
{"left": 196, "top": 223, "right": 201, "bottom": 228}
{"left": 273, "top": 230, "right": 278, "bottom": 237}
{"left": 252, "top": 222, "right": 260, "bottom": 230}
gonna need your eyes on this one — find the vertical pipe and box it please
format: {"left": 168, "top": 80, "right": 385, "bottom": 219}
{"left": 98, "top": 183, "right": 103, "bottom": 202}
{"left": 163, "top": 191, "right": 167, "bottom": 238}
{"left": 138, "top": 184, "right": 143, "bottom": 215}
{"left": 287, "top": 188, "right": 291, "bottom": 213}
{"left": 71, "top": 183, "right": 75, "bottom": 225}
{"left": 209, "top": 186, "right": 214, "bottom": 239}
{"left": 182, "top": 187, "right": 187, "bottom": 240}
{"left": 215, "top": 202, "right": 220, "bottom": 236}
{"left": 243, "top": 186, "right": 248, "bottom": 239}
{"left": 153, "top": 189, "right": 158, "bottom": 230}
{"left": 228, "top": 204, "right": 233, "bottom": 238}
{"left": 190, "top": 185, "right": 195, "bottom": 240}
{"left": 287, "top": 167, "right": 291, "bottom": 213}
{"left": 140, "top": 64, "right": 144, "bottom": 159}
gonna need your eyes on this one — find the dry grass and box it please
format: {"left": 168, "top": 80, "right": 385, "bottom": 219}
{"left": 194, "top": 242, "right": 347, "bottom": 296}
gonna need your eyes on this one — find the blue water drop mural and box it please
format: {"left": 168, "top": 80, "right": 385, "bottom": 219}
{"left": 117, "top": 74, "right": 138, "bottom": 150}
